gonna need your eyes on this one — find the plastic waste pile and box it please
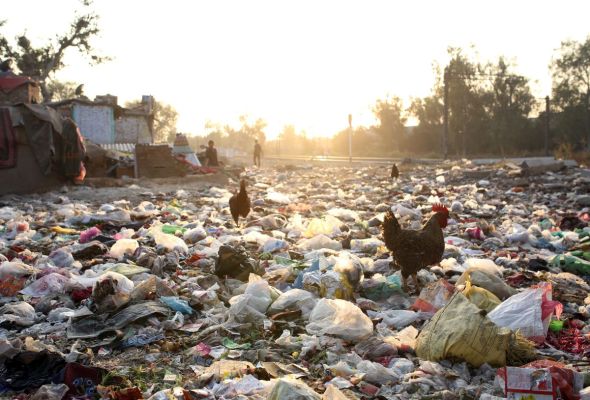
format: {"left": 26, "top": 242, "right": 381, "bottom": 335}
{"left": 0, "top": 160, "right": 590, "bottom": 399}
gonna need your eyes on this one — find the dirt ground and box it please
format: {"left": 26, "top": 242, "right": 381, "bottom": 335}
{"left": 0, "top": 173, "right": 231, "bottom": 205}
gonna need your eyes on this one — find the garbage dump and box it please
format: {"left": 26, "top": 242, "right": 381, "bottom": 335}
{"left": 0, "top": 160, "right": 590, "bottom": 399}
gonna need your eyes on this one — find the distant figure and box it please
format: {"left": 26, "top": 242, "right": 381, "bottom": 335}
{"left": 205, "top": 140, "right": 219, "bottom": 167}
{"left": 391, "top": 163, "right": 399, "bottom": 179}
{"left": 0, "top": 59, "right": 14, "bottom": 76}
{"left": 253, "top": 139, "right": 262, "bottom": 167}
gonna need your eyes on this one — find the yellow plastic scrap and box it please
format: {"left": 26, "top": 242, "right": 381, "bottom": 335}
{"left": 50, "top": 226, "right": 78, "bottom": 234}
{"left": 463, "top": 275, "right": 501, "bottom": 312}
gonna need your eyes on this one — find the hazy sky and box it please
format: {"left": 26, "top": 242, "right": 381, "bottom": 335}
{"left": 3, "top": 0, "right": 590, "bottom": 138}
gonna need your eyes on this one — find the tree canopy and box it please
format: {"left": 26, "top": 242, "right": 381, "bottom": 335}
{"left": 0, "top": 0, "right": 108, "bottom": 101}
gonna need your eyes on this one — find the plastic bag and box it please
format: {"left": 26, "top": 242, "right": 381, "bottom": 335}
{"left": 416, "top": 292, "right": 511, "bottom": 367}
{"left": 360, "top": 274, "right": 402, "bottom": 301}
{"left": 261, "top": 238, "right": 289, "bottom": 253}
{"left": 322, "top": 385, "right": 348, "bottom": 400}
{"left": 229, "top": 274, "right": 272, "bottom": 322}
{"left": 20, "top": 273, "right": 70, "bottom": 297}
{"left": 48, "top": 248, "right": 74, "bottom": 268}
{"left": 267, "top": 289, "right": 317, "bottom": 319}
{"left": 356, "top": 360, "right": 400, "bottom": 385}
{"left": 367, "top": 309, "right": 420, "bottom": 329}
{"left": 412, "top": 279, "right": 455, "bottom": 313}
{"left": 319, "top": 270, "right": 353, "bottom": 300}
{"left": 455, "top": 268, "right": 516, "bottom": 300}
{"left": 327, "top": 208, "right": 359, "bottom": 222}
{"left": 488, "top": 282, "right": 562, "bottom": 343}
{"left": 462, "top": 258, "right": 503, "bottom": 277}
{"left": 215, "top": 245, "right": 260, "bottom": 282}
{"left": 183, "top": 226, "right": 207, "bottom": 244}
{"left": 0, "top": 261, "right": 37, "bottom": 279}
{"left": 350, "top": 238, "right": 384, "bottom": 254}
{"left": 306, "top": 298, "right": 373, "bottom": 341}
{"left": 266, "top": 191, "right": 292, "bottom": 204}
{"left": 462, "top": 278, "right": 501, "bottom": 312}
{"left": 109, "top": 239, "right": 139, "bottom": 260}
{"left": 298, "top": 234, "right": 342, "bottom": 251}
{"left": 79, "top": 227, "right": 101, "bottom": 244}
{"left": 304, "top": 216, "right": 342, "bottom": 238}
{"left": 0, "top": 301, "right": 36, "bottom": 326}
{"left": 267, "top": 378, "right": 321, "bottom": 400}
{"left": 73, "top": 271, "right": 134, "bottom": 294}
{"left": 30, "top": 384, "right": 69, "bottom": 400}
{"left": 160, "top": 296, "right": 194, "bottom": 315}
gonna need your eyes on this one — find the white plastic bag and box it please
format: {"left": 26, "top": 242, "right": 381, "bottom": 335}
{"left": 109, "top": 239, "right": 139, "bottom": 260}
{"left": 0, "top": 261, "right": 37, "bottom": 279}
{"left": 306, "top": 298, "right": 373, "bottom": 341}
{"left": 229, "top": 274, "right": 272, "bottom": 322}
{"left": 183, "top": 226, "right": 207, "bottom": 244}
{"left": 298, "top": 235, "right": 342, "bottom": 251}
{"left": 367, "top": 309, "right": 420, "bottom": 329}
{"left": 268, "top": 289, "right": 317, "bottom": 319}
{"left": 327, "top": 208, "right": 359, "bottom": 222}
{"left": 356, "top": 360, "right": 400, "bottom": 385}
{"left": 350, "top": 238, "right": 384, "bottom": 254}
{"left": 488, "top": 283, "right": 562, "bottom": 342}
{"left": 267, "top": 378, "right": 320, "bottom": 400}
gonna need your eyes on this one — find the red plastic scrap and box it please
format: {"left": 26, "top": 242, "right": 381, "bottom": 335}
{"left": 546, "top": 326, "right": 590, "bottom": 355}
{"left": 71, "top": 287, "right": 93, "bottom": 302}
{"left": 109, "top": 387, "right": 143, "bottom": 400}
{"left": 505, "top": 273, "right": 527, "bottom": 287}
{"left": 0, "top": 276, "right": 27, "bottom": 296}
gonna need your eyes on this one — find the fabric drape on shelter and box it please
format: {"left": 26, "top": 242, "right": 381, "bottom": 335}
{"left": 0, "top": 108, "right": 16, "bottom": 168}
{"left": 21, "top": 106, "right": 57, "bottom": 176}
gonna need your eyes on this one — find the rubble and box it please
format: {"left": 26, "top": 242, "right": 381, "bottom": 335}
{"left": 0, "top": 160, "right": 590, "bottom": 399}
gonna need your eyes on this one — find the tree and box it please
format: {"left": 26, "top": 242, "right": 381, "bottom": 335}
{"left": 407, "top": 65, "right": 445, "bottom": 155}
{"left": 45, "top": 80, "right": 80, "bottom": 101}
{"left": 372, "top": 96, "right": 406, "bottom": 153}
{"left": 445, "top": 47, "right": 490, "bottom": 157}
{"left": 551, "top": 36, "right": 590, "bottom": 149}
{"left": 484, "top": 57, "right": 534, "bottom": 155}
{"left": 0, "top": 0, "right": 108, "bottom": 101}
{"left": 125, "top": 99, "right": 179, "bottom": 144}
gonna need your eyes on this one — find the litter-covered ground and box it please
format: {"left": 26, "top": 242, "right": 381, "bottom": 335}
{"left": 1, "top": 160, "right": 590, "bottom": 400}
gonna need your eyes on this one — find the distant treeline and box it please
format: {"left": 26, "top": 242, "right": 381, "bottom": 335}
{"left": 192, "top": 39, "right": 590, "bottom": 158}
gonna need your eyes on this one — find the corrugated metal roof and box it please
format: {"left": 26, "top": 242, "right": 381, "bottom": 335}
{"left": 99, "top": 143, "right": 136, "bottom": 153}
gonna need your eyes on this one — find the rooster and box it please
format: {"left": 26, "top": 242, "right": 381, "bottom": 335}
{"left": 382, "top": 204, "right": 448, "bottom": 293}
{"left": 229, "top": 179, "right": 251, "bottom": 226}
{"left": 390, "top": 163, "right": 399, "bottom": 179}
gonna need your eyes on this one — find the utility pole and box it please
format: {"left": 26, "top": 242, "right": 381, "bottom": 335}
{"left": 443, "top": 67, "right": 449, "bottom": 160}
{"left": 544, "top": 96, "right": 550, "bottom": 156}
{"left": 348, "top": 114, "right": 352, "bottom": 164}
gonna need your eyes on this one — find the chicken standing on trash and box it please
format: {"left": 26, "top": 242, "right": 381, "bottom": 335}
{"left": 391, "top": 163, "right": 399, "bottom": 180}
{"left": 229, "top": 179, "right": 251, "bottom": 226}
{"left": 382, "top": 203, "right": 448, "bottom": 292}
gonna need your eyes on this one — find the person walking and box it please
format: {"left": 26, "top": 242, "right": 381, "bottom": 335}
{"left": 253, "top": 139, "right": 262, "bottom": 167}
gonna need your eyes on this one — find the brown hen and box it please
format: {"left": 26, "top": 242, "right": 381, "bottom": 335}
{"left": 229, "top": 179, "right": 251, "bottom": 226}
{"left": 382, "top": 204, "right": 448, "bottom": 292}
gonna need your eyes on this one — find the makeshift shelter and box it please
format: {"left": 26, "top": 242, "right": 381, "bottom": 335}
{"left": 0, "top": 104, "right": 86, "bottom": 195}
{"left": 0, "top": 73, "right": 41, "bottom": 105}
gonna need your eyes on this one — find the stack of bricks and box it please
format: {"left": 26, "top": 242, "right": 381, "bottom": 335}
{"left": 135, "top": 144, "right": 187, "bottom": 178}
